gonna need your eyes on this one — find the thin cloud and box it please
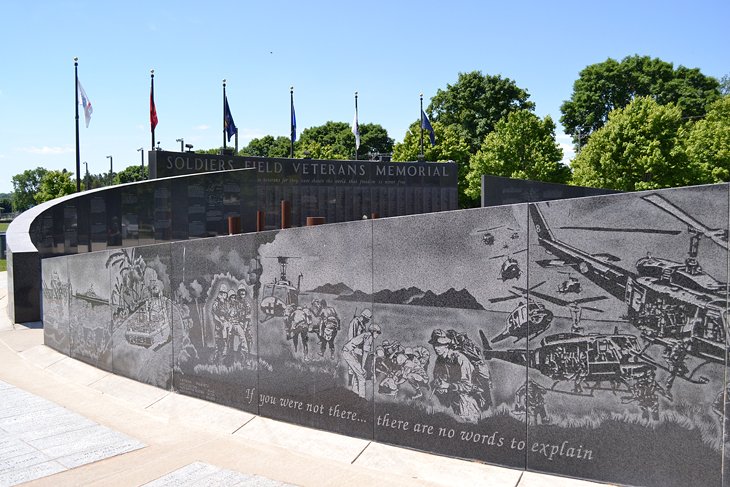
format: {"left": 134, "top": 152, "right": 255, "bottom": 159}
{"left": 16, "top": 146, "right": 73, "bottom": 155}
{"left": 194, "top": 124, "right": 210, "bottom": 131}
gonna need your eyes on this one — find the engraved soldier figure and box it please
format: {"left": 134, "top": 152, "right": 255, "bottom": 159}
{"left": 663, "top": 339, "right": 690, "bottom": 394}
{"left": 429, "top": 329, "right": 481, "bottom": 423}
{"left": 514, "top": 379, "right": 550, "bottom": 425}
{"left": 211, "top": 284, "right": 231, "bottom": 362}
{"left": 310, "top": 299, "right": 341, "bottom": 360}
{"left": 342, "top": 323, "right": 381, "bottom": 398}
{"left": 285, "top": 304, "right": 314, "bottom": 360}
{"left": 349, "top": 308, "right": 373, "bottom": 340}
{"left": 227, "top": 284, "right": 252, "bottom": 361}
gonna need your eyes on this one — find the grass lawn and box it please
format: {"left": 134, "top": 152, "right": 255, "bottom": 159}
{"left": 0, "top": 223, "right": 8, "bottom": 232}
{"left": 0, "top": 260, "right": 5, "bottom": 272}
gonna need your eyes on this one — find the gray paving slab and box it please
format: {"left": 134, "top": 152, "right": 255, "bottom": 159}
{"left": 142, "top": 462, "right": 297, "bottom": 487}
{"left": 0, "top": 380, "right": 145, "bottom": 486}
{"left": 0, "top": 459, "right": 66, "bottom": 486}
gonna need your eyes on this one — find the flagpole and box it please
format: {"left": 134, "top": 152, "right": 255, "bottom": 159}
{"left": 222, "top": 79, "right": 227, "bottom": 150}
{"left": 355, "top": 92, "right": 359, "bottom": 160}
{"left": 290, "top": 86, "right": 295, "bottom": 158}
{"left": 74, "top": 57, "right": 81, "bottom": 192}
{"left": 150, "top": 70, "right": 156, "bottom": 151}
{"left": 419, "top": 93, "right": 424, "bottom": 160}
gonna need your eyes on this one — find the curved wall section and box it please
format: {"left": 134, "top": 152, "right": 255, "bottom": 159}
{"left": 41, "top": 183, "right": 730, "bottom": 487}
{"left": 7, "top": 169, "right": 257, "bottom": 323}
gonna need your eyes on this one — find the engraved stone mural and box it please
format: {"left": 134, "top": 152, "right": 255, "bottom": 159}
{"left": 170, "top": 236, "right": 259, "bottom": 412}
{"left": 372, "top": 207, "right": 528, "bottom": 467}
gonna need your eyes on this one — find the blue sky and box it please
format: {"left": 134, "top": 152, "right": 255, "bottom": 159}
{"left": 0, "top": 0, "right": 727, "bottom": 193}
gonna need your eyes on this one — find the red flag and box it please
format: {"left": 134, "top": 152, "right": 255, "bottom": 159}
{"left": 150, "top": 86, "right": 158, "bottom": 131}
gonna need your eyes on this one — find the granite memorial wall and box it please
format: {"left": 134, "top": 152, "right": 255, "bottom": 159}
{"left": 42, "top": 183, "right": 730, "bottom": 487}
{"left": 150, "top": 151, "right": 458, "bottom": 228}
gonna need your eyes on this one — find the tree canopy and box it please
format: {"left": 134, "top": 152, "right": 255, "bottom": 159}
{"left": 35, "top": 170, "right": 76, "bottom": 204}
{"left": 391, "top": 120, "right": 473, "bottom": 206}
{"left": 684, "top": 96, "right": 730, "bottom": 182}
{"left": 295, "top": 121, "right": 393, "bottom": 160}
{"left": 561, "top": 55, "right": 721, "bottom": 146}
{"left": 114, "top": 165, "right": 148, "bottom": 184}
{"left": 428, "top": 71, "right": 535, "bottom": 153}
{"left": 466, "top": 111, "right": 568, "bottom": 200}
{"left": 239, "top": 135, "right": 291, "bottom": 158}
{"left": 11, "top": 167, "right": 48, "bottom": 211}
{"left": 570, "top": 97, "right": 704, "bottom": 191}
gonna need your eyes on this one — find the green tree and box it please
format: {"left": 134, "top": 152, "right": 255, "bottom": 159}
{"left": 11, "top": 167, "right": 48, "bottom": 211}
{"left": 392, "top": 120, "right": 472, "bottom": 206}
{"left": 114, "top": 165, "right": 149, "bottom": 184}
{"left": 428, "top": 71, "right": 535, "bottom": 153}
{"left": 466, "top": 111, "right": 569, "bottom": 201}
{"left": 570, "top": 97, "right": 705, "bottom": 191}
{"left": 295, "top": 121, "right": 393, "bottom": 160}
{"left": 719, "top": 75, "right": 730, "bottom": 96}
{"left": 0, "top": 198, "right": 12, "bottom": 213}
{"left": 684, "top": 96, "right": 730, "bottom": 182}
{"left": 35, "top": 170, "right": 76, "bottom": 204}
{"left": 239, "top": 135, "right": 292, "bottom": 158}
{"left": 561, "top": 55, "right": 721, "bottom": 146}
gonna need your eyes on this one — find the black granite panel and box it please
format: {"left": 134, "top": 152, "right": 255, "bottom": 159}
{"left": 63, "top": 202, "right": 79, "bottom": 255}
{"left": 110, "top": 244, "right": 173, "bottom": 389}
{"left": 67, "top": 250, "right": 112, "bottom": 371}
{"left": 372, "top": 206, "right": 528, "bottom": 468}
{"left": 204, "top": 176, "right": 226, "bottom": 237}
{"left": 41, "top": 256, "right": 70, "bottom": 354}
{"left": 106, "top": 190, "right": 122, "bottom": 249}
{"left": 187, "top": 182, "right": 206, "bottom": 238}
{"left": 120, "top": 187, "right": 140, "bottom": 248}
{"left": 6, "top": 250, "right": 41, "bottom": 323}
{"left": 51, "top": 204, "right": 64, "bottom": 255}
{"left": 89, "top": 195, "right": 107, "bottom": 251}
{"left": 255, "top": 222, "right": 374, "bottom": 439}
{"left": 170, "top": 235, "right": 259, "bottom": 413}
{"left": 482, "top": 175, "right": 620, "bottom": 208}
{"left": 138, "top": 183, "right": 155, "bottom": 246}
{"left": 170, "top": 178, "right": 189, "bottom": 241}
{"left": 153, "top": 183, "right": 172, "bottom": 242}
{"left": 75, "top": 196, "right": 90, "bottom": 253}
{"left": 527, "top": 185, "right": 727, "bottom": 487}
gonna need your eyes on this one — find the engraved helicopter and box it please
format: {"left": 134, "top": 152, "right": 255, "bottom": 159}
{"left": 490, "top": 248, "right": 527, "bottom": 281}
{"left": 488, "top": 281, "right": 554, "bottom": 343}
{"left": 480, "top": 326, "right": 707, "bottom": 403}
{"left": 259, "top": 256, "right": 304, "bottom": 322}
{"left": 529, "top": 193, "right": 729, "bottom": 367}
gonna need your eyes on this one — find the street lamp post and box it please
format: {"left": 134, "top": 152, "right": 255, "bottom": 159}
{"left": 176, "top": 138, "right": 184, "bottom": 152}
{"left": 137, "top": 147, "right": 144, "bottom": 175}
{"left": 106, "top": 155, "right": 113, "bottom": 185}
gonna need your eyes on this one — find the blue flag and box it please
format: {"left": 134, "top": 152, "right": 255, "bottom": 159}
{"left": 291, "top": 102, "right": 297, "bottom": 143}
{"left": 421, "top": 110, "right": 436, "bottom": 146}
{"left": 224, "top": 95, "right": 237, "bottom": 142}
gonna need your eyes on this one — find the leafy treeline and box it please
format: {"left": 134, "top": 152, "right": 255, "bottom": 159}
{"left": 10, "top": 55, "right": 728, "bottom": 211}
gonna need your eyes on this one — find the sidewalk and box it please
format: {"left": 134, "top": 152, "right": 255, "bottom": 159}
{"left": 0, "top": 273, "right": 610, "bottom": 486}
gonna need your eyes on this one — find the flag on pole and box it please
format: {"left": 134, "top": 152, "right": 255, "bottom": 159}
{"left": 77, "top": 80, "right": 93, "bottom": 128}
{"left": 290, "top": 101, "right": 297, "bottom": 143}
{"left": 352, "top": 106, "right": 360, "bottom": 150}
{"left": 421, "top": 109, "right": 436, "bottom": 146}
{"left": 224, "top": 95, "right": 237, "bottom": 142}
{"left": 150, "top": 83, "right": 158, "bottom": 131}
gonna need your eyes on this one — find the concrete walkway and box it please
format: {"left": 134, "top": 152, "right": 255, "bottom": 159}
{"left": 0, "top": 273, "right": 611, "bottom": 486}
